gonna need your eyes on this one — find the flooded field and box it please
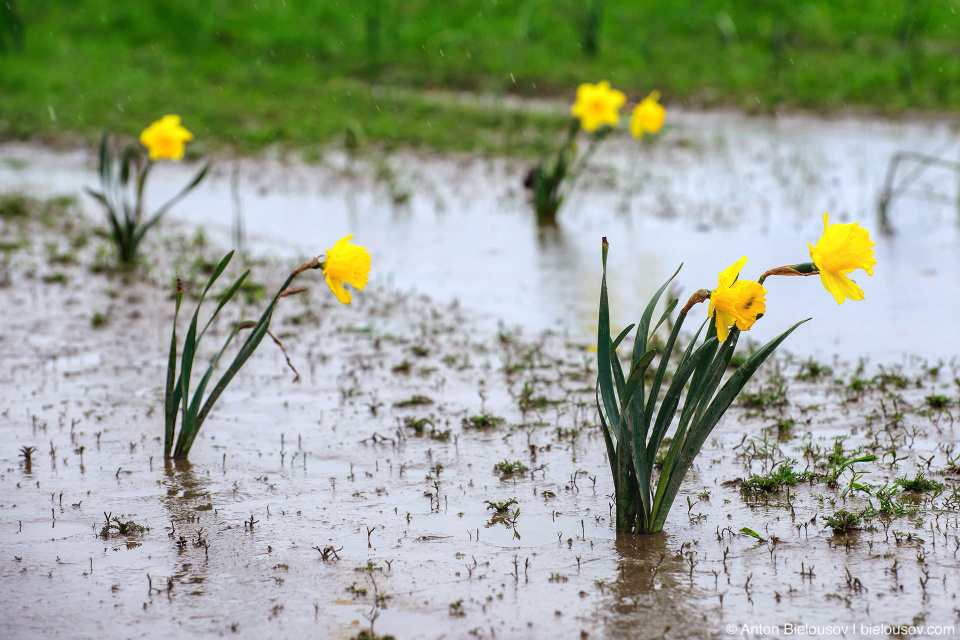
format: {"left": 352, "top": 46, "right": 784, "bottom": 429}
{"left": 3, "top": 110, "right": 960, "bottom": 362}
{"left": 2, "top": 110, "right": 960, "bottom": 639}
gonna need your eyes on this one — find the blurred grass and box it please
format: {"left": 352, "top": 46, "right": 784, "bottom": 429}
{"left": 1, "top": 0, "right": 958, "bottom": 155}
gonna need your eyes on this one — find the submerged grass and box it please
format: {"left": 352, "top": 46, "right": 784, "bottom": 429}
{"left": 493, "top": 460, "right": 529, "bottom": 477}
{"left": 826, "top": 508, "right": 863, "bottom": 533}
{"left": 3, "top": 1, "right": 960, "bottom": 154}
{"left": 741, "top": 461, "right": 814, "bottom": 494}
{"left": 898, "top": 472, "right": 943, "bottom": 493}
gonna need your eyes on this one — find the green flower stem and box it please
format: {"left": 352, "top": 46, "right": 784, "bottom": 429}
{"left": 757, "top": 261, "right": 820, "bottom": 285}
{"left": 565, "top": 126, "right": 612, "bottom": 192}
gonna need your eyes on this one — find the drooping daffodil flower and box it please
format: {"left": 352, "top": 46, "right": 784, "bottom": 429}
{"left": 570, "top": 81, "right": 626, "bottom": 132}
{"left": 808, "top": 213, "right": 876, "bottom": 304}
{"left": 630, "top": 91, "right": 665, "bottom": 139}
{"left": 709, "top": 256, "right": 767, "bottom": 343}
{"left": 140, "top": 115, "right": 194, "bottom": 161}
{"left": 322, "top": 235, "right": 371, "bottom": 304}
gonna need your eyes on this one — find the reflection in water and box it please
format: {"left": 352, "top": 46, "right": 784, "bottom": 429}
{"left": 534, "top": 222, "right": 596, "bottom": 337}
{"left": 160, "top": 459, "right": 214, "bottom": 595}
{"left": 161, "top": 458, "right": 214, "bottom": 521}
{"left": 601, "top": 533, "right": 718, "bottom": 639}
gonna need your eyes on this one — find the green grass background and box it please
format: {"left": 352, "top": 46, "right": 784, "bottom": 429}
{"left": 1, "top": 0, "right": 958, "bottom": 154}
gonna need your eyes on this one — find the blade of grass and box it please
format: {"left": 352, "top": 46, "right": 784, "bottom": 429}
{"left": 645, "top": 329, "right": 714, "bottom": 473}
{"left": 689, "top": 332, "right": 740, "bottom": 431}
{"left": 625, "top": 348, "right": 657, "bottom": 526}
{"left": 621, "top": 349, "right": 657, "bottom": 408}
{"left": 163, "top": 287, "right": 183, "bottom": 459}
{"left": 633, "top": 265, "right": 681, "bottom": 369}
{"left": 596, "top": 381, "right": 620, "bottom": 501}
{"left": 186, "top": 319, "right": 257, "bottom": 422}
{"left": 597, "top": 240, "right": 620, "bottom": 437}
{"left": 652, "top": 298, "right": 678, "bottom": 336}
{"left": 643, "top": 309, "right": 687, "bottom": 431}
{"left": 611, "top": 323, "right": 635, "bottom": 351}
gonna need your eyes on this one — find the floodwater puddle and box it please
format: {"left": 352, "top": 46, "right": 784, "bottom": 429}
{"left": 2, "top": 110, "right": 960, "bottom": 362}
{"left": 2, "top": 111, "right": 960, "bottom": 639}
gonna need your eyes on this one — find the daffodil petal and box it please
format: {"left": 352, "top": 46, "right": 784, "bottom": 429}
{"left": 709, "top": 258, "right": 766, "bottom": 341}
{"left": 322, "top": 235, "right": 371, "bottom": 304}
{"left": 715, "top": 310, "right": 736, "bottom": 343}
{"left": 717, "top": 256, "right": 748, "bottom": 290}
{"left": 630, "top": 91, "right": 666, "bottom": 139}
{"left": 818, "top": 270, "right": 863, "bottom": 305}
{"left": 326, "top": 274, "right": 352, "bottom": 304}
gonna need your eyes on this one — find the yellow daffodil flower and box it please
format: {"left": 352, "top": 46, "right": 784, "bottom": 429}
{"left": 630, "top": 91, "right": 665, "bottom": 139}
{"left": 808, "top": 213, "right": 876, "bottom": 304}
{"left": 323, "top": 235, "right": 371, "bottom": 304}
{"left": 570, "top": 81, "right": 626, "bottom": 133}
{"left": 709, "top": 257, "right": 767, "bottom": 343}
{"left": 140, "top": 115, "right": 194, "bottom": 161}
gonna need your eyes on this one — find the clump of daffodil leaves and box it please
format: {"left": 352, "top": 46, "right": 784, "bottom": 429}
{"left": 86, "top": 115, "right": 210, "bottom": 267}
{"left": 596, "top": 215, "right": 875, "bottom": 533}
{"left": 164, "top": 236, "right": 370, "bottom": 460}
{"left": 525, "top": 81, "right": 664, "bottom": 225}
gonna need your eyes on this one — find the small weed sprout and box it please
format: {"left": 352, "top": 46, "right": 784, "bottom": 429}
{"left": 741, "top": 461, "right": 813, "bottom": 494}
{"left": 898, "top": 472, "right": 944, "bottom": 493}
{"left": 863, "top": 482, "right": 905, "bottom": 519}
{"left": 925, "top": 394, "right": 952, "bottom": 410}
{"left": 462, "top": 414, "right": 505, "bottom": 429}
{"left": 485, "top": 498, "right": 518, "bottom": 513}
{"left": 393, "top": 395, "right": 434, "bottom": 408}
{"left": 402, "top": 416, "right": 435, "bottom": 435}
{"left": 822, "top": 440, "right": 877, "bottom": 487}
{"left": 100, "top": 512, "right": 145, "bottom": 538}
{"left": 314, "top": 545, "right": 342, "bottom": 562}
{"left": 18, "top": 445, "right": 36, "bottom": 470}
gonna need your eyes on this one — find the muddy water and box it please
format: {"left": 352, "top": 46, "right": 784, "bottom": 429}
{"left": 2, "top": 244, "right": 959, "bottom": 640}
{"left": 2, "top": 110, "right": 960, "bottom": 363}
{"left": 2, "top": 112, "right": 960, "bottom": 640}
